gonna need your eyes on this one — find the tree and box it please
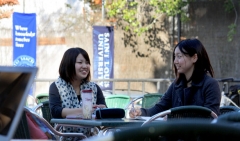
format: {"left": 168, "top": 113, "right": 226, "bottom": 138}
{"left": 0, "top": 0, "right": 19, "bottom": 19}
{"left": 106, "top": 0, "right": 238, "bottom": 42}
{"left": 107, "top": 0, "right": 188, "bottom": 35}
{"left": 224, "top": 0, "right": 238, "bottom": 42}
{"left": 66, "top": 0, "right": 238, "bottom": 58}
{"left": 105, "top": 0, "right": 189, "bottom": 59}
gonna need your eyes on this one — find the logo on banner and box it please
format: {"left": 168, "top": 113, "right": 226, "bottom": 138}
{"left": 13, "top": 55, "right": 35, "bottom": 67}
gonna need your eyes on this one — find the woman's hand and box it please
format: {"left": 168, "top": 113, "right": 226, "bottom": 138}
{"left": 129, "top": 107, "right": 142, "bottom": 118}
{"left": 92, "top": 104, "right": 106, "bottom": 114}
{"left": 92, "top": 104, "right": 106, "bottom": 109}
{"left": 62, "top": 108, "right": 82, "bottom": 118}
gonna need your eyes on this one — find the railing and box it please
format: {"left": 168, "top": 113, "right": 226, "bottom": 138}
{"left": 34, "top": 78, "right": 173, "bottom": 97}
{"left": 91, "top": 78, "right": 173, "bottom": 95}
{"left": 34, "top": 78, "right": 240, "bottom": 98}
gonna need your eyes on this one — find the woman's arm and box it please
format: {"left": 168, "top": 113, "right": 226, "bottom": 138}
{"left": 61, "top": 108, "right": 83, "bottom": 118}
{"left": 95, "top": 84, "right": 107, "bottom": 108}
{"left": 49, "top": 82, "right": 64, "bottom": 118}
{"left": 203, "top": 78, "right": 221, "bottom": 115}
{"left": 49, "top": 83, "right": 83, "bottom": 118}
{"left": 129, "top": 83, "right": 174, "bottom": 118}
{"left": 140, "top": 83, "right": 174, "bottom": 116}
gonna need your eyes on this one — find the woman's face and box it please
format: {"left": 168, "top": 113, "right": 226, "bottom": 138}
{"left": 174, "top": 47, "right": 197, "bottom": 78}
{"left": 75, "top": 54, "right": 90, "bottom": 80}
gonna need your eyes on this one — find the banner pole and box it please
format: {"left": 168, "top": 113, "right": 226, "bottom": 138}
{"left": 23, "top": 0, "right": 25, "bottom": 13}
{"left": 102, "top": 0, "right": 105, "bottom": 20}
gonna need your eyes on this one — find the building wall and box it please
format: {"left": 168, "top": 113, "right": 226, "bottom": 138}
{"left": 181, "top": 1, "right": 240, "bottom": 79}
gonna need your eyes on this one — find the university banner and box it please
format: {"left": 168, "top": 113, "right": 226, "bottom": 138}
{"left": 12, "top": 12, "right": 36, "bottom": 96}
{"left": 93, "top": 26, "right": 114, "bottom": 90}
{"left": 13, "top": 12, "right": 36, "bottom": 67}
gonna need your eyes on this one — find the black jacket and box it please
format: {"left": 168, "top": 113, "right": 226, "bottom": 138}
{"left": 141, "top": 74, "right": 221, "bottom": 116}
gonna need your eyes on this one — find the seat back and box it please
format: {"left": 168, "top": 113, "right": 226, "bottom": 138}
{"left": 13, "top": 111, "right": 31, "bottom": 139}
{"left": 220, "top": 106, "right": 240, "bottom": 115}
{"left": 36, "top": 93, "right": 49, "bottom": 104}
{"left": 23, "top": 106, "right": 87, "bottom": 140}
{"left": 41, "top": 101, "right": 54, "bottom": 127}
{"left": 105, "top": 94, "right": 130, "bottom": 109}
{"left": 217, "top": 111, "right": 240, "bottom": 122}
{"left": 168, "top": 105, "right": 217, "bottom": 119}
{"left": 121, "top": 120, "right": 240, "bottom": 141}
{"left": 84, "top": 119, "right": 240, "bottom": 141}
{"left": 142, "top": 106, "right": 217, "bottom": 126}
{"left": 142, "top": 93, "right": 163, "bottom": 108}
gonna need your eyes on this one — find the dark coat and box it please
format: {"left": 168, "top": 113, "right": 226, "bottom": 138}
{"left": 141, "top": 74, "right": 221, "bottom": 116}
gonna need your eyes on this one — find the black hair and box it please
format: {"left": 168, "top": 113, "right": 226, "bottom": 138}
{"left": 172, "top": 39, "right": 214, "bottom": 84}
{"left": 59, "top": 47, "right": 91, "bottom": 83}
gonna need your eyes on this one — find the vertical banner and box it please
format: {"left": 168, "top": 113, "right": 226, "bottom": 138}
{"left": 12, "top": 12, "right": 36, "bottom": 95}
{"left": 93, "top": 26, "right": 114, "bottom": 90}
{"left": 13, "top": 12, "right": 36, "bottom": 67}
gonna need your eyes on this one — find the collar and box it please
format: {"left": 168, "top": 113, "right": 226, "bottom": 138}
{"left": 175, "top": 74, "right": 207, "bottom": 88}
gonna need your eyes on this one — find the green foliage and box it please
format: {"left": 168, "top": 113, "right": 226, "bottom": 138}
{"left": 107, "top": 0, "right": 188, "bottom": 35}
{"left": 106, "top": 0, "right": 238, "bottom": 42}
{"left": 224, "top": 0, "right": 238, "bottom": 42}
{"left": 150, "top": 0, "right": 187, "bottom": 16}
{"left": 227, "top": 23, "right": 236, "bottom": 42}
{"left": 181, "top": 12, "right": 190, "bottom": 23}
{"left": 224, "top": 0, "right": 234, "bottom": 13}
{"left": 65, "top": 3, "right": 72, "bottom": 8}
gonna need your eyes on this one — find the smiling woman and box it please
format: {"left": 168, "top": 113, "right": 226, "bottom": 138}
{"left": 49, "top": 47, "right": 107, "bottom": 139}
{"left": 173, "top": 46, "right": 198, "bottom": 83}
{"left": 129, "top": 38, "right": 221, "bottom": 118}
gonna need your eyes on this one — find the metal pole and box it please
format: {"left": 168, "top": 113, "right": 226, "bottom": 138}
{"left": 23, "top": 0, "right": 25, "bottom": 13}
{"left": 177, "top": 13, "right": 181, "bottom": 42}
{"left": 102, "top": 0, "right": 105, "bottom": 20}
{"left": 142, "top": 82, "right": 145, "bottom": 94}
{"left": 127, "top": 81, "right": 130, "bottom": 95}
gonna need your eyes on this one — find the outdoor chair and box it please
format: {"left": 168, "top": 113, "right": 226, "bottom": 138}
{"left": 13, "top": 111, "right": 31, "bottom": 139}
{"left": 211, "top": 111, "right": 240, "bottom": 137}
{"left": 124, "top": 93, "right": 163, "bottom": 119}
{"left": 141, "top": 105, "right": 218, "bottom": 126}
{"left": 26, "top": 94, "right": 37, "bottom": 108}
{"left": 97, "top": 94, "right": 131, "bottom": 135}
{"left": 82, "top": 119, "right": 240, "bottom": 141}
{"left": 220, "top": 105, "right": 240, "bottom": 115}
{"left": 125, "top": 93, "right": 163, "bottom": 109}
{"left": 213, "top": 111, "right": 240, "bottom": 124}
{"left": 24, "top": 106, "right": 87, "bottom": 140}
{"left": 33, "top": 100, "right": 54, "bottom": 127}
{"left": 105, "top": 94, "right": 130, "bottom": 109}
{"left": 33, "top": 100, "right": 100, "bottom": 137}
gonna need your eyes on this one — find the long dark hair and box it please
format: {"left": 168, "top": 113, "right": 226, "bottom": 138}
{"left": 59, "top": 47, "right": 91, "bottom": 83}
{"left": 172, "top": 39, "right": 214, "bottom": 83}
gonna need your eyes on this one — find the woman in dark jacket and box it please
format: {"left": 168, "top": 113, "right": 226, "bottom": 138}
{"left": 129, "top": 38, "right": 221, "bottom": 117}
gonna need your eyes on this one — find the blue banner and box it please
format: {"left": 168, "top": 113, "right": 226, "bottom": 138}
{"left": 13, "top": 12, "right": 36, "bottom": 67}
{"left": 93, "top": 26, "right": 114, "bottom": 90}
{"left": 12, "top": 12, "right": 36, "bottom": 96}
